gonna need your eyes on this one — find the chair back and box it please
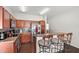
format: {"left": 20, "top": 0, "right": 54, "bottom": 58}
{"left": 51, "top": 34, "right": 59, "bottom": 43}
{"left": 43, "top": 34, "right": 52, "bottom": 45}
{"left": 58, "top": 32, "right": 72, "bottom": 44}
{"left": 66, "top": 33, "right": 72, "bottom": 44}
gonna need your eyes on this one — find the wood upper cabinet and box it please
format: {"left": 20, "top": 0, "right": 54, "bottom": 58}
{"left": 16, "top": 20, "right": 22, "bottom": 28}
{"left": 3, "top": 9, "right": 10, "bottom": 29}
{"left": 16, "top": 20, "right": 24, "bottom": 28}
{"left": 40, "top": 20, "right": 45, "bottom": 33}
{"left": 0, "top": 6, "right": 4, "bottom": 29}
{"left": 0, "top": 6, "right": 10, "bottom": 29}
{"left": 24, "top": 20, "right": 31, "bottom": 28}
{"left": 16, "top": 20, "right": 31, "bottom": 28}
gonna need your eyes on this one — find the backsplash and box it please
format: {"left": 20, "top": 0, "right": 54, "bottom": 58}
{"left": 19, "top": 28, "right": 31, "bottom": 33}
{"left": 0, "top": 28, "right": 32, "bottom": 40}
{"left": 0, "top": 28, "right": 20, "bottom": 40}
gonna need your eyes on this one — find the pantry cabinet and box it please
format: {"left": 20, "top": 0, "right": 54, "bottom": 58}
{"left": 40, "top": 20, "right": 45, "bottom": 33}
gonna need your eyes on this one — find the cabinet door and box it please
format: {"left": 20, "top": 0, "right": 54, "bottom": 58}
{"left": 16, "top": 20, "right": 24, "bottom": 28}
{"left": 16, "top": 20, "right": 31, "bottom": 28}
{"left": 13, "top": 41, "right": 17, "bottom": 53}
{"left": 21, "top": 20, "right": 25, "bottom": 28}
{"left": 20, "top": 34, "right": 27, "bottom": 43}
{"left": 16, "top": 20, "right": 21, "bottom": 28}
{"left": 40, "top": 21, "right": 45, "bottom": 26}
{"left": 25, "top": 33, "right": 31, "bottom": 43}
{"left": 0, "top": 6, "right": 3, "bottom": 29}
{"left": 3, "top": 9, "right": 10, "bottom": 29}
{"left": 24, "top": 21, "right": 31, "bottom": 28}
{"left": 0, "top": 42, "right": 14, "bottom": 53}
{"left": 40, "top": 20, "right": 45, "bottom": 33}
{"left": 16, "top": 20, "right": 20, "bottom": 28}
{"left": 20, "top": 33, "right": 31, "bottom": 43}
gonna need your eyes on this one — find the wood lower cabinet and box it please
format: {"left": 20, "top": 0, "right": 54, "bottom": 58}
{"left": 0, "top": 42, "right": 17, "bottom": 53}
{"left": 20, "top": 32, "right": 31, "bottom": 43}
{"left": 0, "top": 37, "right": 19, "bottom": 53}
{"left": 14, "top": 40, "right": 17, "bottom": 53}
{"left": 0, "top": 42, "right": 14, "bottom": 53}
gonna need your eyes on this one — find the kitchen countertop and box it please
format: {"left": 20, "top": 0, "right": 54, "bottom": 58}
{"left": 0, "top": 34, "right": 20, "bottom": 43}
{"left": 33, "top": 34, "right": 44, "bottom": 37}
{"left": 0, "top": 32, "right": 31, "bottom": 43}
{"left": 0, "top": 37, "right": 17, "bottom": 43}
{"left": 0, "top": 34, "right": 21, "bottom": 53}
{"left": 20, "top": 32, "right": 31, "bottom": 34}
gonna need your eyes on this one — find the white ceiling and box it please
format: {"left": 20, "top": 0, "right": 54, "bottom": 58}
{"left": 4, "top": 6, "right": 79, "bottom": 19}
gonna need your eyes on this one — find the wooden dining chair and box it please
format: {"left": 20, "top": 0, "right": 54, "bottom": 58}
{"left": 58, "top": 33, "right": 72, "bottom": 44}
{"left": 50, "top": 34, "right": 64, "bottom": 53}
{"left": 57, "top": 32, "right": 73, "bottom": 52}
{"left": 38, "top": 34, "right": 51, "bottom": 53}
{"left": 66, "top": 33, "right": 72, "bottom": 44}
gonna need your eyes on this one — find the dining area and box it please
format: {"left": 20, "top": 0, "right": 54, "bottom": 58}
{"left": 36, "top": 32, "right": 73, "bottom": 53}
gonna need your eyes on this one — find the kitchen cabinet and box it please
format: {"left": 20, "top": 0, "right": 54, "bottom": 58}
{"left": 16, "top": 20, "right": 31, "bottom": 28}
{"left": 3, "top": 9, "right": 10, "bottom": 29}
{"left": 0, "top": 37, "right": 19, "bottom": 53}
{"left": 0, "top": 6, "right": 10, "bottom": 29}
{"left": 16, "top": 20, "right": 24, "bottom": 28}
{"left": 0, "top": 6, "right": 4, "bottom": 29}
{"left": 40, "top": 20, "right": 45, "bottom": 33}
{"left": 16, "top": 20, "right": 21, "bottom": 28}
{"left": 24, "top": 20, "right": 31, "bottom": 28}
{"left": 20, "top": 32, "right": 31, "bottom": 43}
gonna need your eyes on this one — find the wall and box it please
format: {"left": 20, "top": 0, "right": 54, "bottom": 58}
{"left": 48, "top": 8, "right": 79, "bottom": 48}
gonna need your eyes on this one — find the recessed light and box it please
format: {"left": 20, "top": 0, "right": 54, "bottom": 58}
{"left": 19, "top": 6, "right": 27, "bottom": 12}
{"left": 40, "top": 8, "right": 50, "bottom": 15}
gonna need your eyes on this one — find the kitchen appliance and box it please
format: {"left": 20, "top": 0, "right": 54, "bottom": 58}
{"left": 11, "top": 29, "right": 20, "bottom": 36}
{"left": 10, "top": 19, "right": 16, "bottom": 28}
{"left": 0, "top": 32, "right": 7, "bottom": 40}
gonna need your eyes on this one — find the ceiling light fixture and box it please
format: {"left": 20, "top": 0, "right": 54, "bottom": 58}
{"left": 19, "top": 6, "right": 27, "bottom": 12}
{"left": 40, "top": 8, "right": 50, "bottom": 15}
